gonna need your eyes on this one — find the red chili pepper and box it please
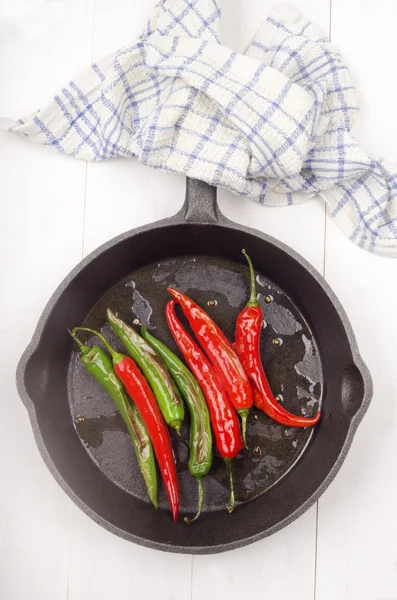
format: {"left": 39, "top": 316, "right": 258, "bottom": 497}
{"left": 166, "top": 300, "right": 242, "bottom": 512}
{"left": 235, "top": 251, "right": 321, "bottom": 428}
{"left": 73, "top": 327, "right": 179, "bottom": 522}
{"left": 167, "top": 288, "right": 253, "bottom": 448}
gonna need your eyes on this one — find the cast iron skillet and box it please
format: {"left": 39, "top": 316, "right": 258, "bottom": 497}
{"left": 16, "top": 178, "right": 372, "bottom": 554}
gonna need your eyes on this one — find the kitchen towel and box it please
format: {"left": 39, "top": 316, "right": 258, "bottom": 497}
{"left": 2, "top": 0, "right": 396, "bottom": 256}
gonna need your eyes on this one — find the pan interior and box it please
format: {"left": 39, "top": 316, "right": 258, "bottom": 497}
{"left": 68, "top": 255, "right": 323, "bottom": 515}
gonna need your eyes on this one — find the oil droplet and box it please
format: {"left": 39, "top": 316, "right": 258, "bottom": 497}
{"left": 265, "top": 295, "right": 273, "bottom": 303}
{"left": 207, "top": 299, "right": 217, "bottom": 307}
{"left": 284, "top": 427, "right": 297, "bottom": 438}
{"left": 133, "top": 318, "right": 140, "bottom": 326}
{"left": 262, "top": 320, "right": 268, "bottom": 328}
{"left": 272, "top": 337, "right": 283, "bottom": 346}
{"left": 76, "top": 416, "right": 85, "bottom": 423}
{"left": 253, "top": 446, "right": 261, "bottom": 457}
{"left": 275, "top": 394, "right": 284, "bottom": 403}
{"left": 253, "top": 414, "right": 259, "bottom": 421}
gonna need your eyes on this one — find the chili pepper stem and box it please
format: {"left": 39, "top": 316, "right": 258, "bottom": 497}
{"left": 184, "top": 478, "right": 204, "bottom": 524}
{"left": 175, "top": 430, "right": 189, "bottom": 449}
{"left": 224, "top": 459, "right": 235, "bottom": 513}
{"left": 68, "top": 329, "right": 90, "bottom": 355}
{"left": 237, "top": 408, "right": 250, "bottom": 451}
{"left": 72, "top": 327, "right": 124, "bottom": 365}
{"left": 242, "top": 249, "right": 259, "bottom": 308}
{"left": 171, "top": 420, "right": 182, "bottom": 434}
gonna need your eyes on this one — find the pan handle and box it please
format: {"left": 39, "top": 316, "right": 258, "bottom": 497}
{"left": 182, "top": 178, "right": 221, "bottom": 224}
{"left": 341, "top": 362, "right": 373, "bottom": 421}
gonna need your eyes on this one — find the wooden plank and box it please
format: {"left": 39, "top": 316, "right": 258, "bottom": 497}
{"left": 0, "top": 1, "right": 94, "bottom": 598}
{"left": 83, "top": 0, "right": 186, "bottom": 256}
{"left": 82, "top": 159, "right": 186, "bottom": 256}
{"left": 193, "top": 2, "right": 330, "bottom": 599}
{"left": 68, "top": 508, "right": 192, "bottom": 600}
{"left": 192, "top": 509, "right": 317, "bottom": 600}
{"left": 316, "top": 1, "right": 397, "bottom": 598}
{"left": 66, "top": 2, "right": 191, "bottom": 598}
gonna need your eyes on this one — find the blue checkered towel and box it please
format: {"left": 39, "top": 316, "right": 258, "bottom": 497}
{"left": 2, "top": 1, "right": 397, "bottom": 256}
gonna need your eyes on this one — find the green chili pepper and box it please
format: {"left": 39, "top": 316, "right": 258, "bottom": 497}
{"left": 141, "top": 325, "right": 213, "bottom": 523}
{"left": 70, "top": 331, "right": 158, "bottom": 508}
{"left": 107, "top": 309, "right": 185, "bottom": 433}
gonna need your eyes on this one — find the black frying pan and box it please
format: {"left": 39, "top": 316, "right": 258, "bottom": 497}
{"left": 16, "top": 178, "right": 372, "bottom": 554}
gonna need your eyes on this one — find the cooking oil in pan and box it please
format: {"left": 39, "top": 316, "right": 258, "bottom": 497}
{"left": 68, "top": 255, "right": 323, "bottom": 514}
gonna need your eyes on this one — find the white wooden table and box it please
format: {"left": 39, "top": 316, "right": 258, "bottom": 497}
{"left": 1, "top": 1, "right": 396, "bottom": 598}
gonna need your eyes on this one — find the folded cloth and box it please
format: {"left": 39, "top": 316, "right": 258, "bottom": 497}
{"left": 2, "top": 0, "right": 397, "bottom": 256}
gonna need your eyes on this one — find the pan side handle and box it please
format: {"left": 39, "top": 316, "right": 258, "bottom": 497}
{"left": 17, "top": 346, "right": 50, "bottom": 416}
{"left": 181, "top": 178, "right": 221, "bottom": 224}
{"left": 341, "top": 361, "right": 373, "bottom": 422}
